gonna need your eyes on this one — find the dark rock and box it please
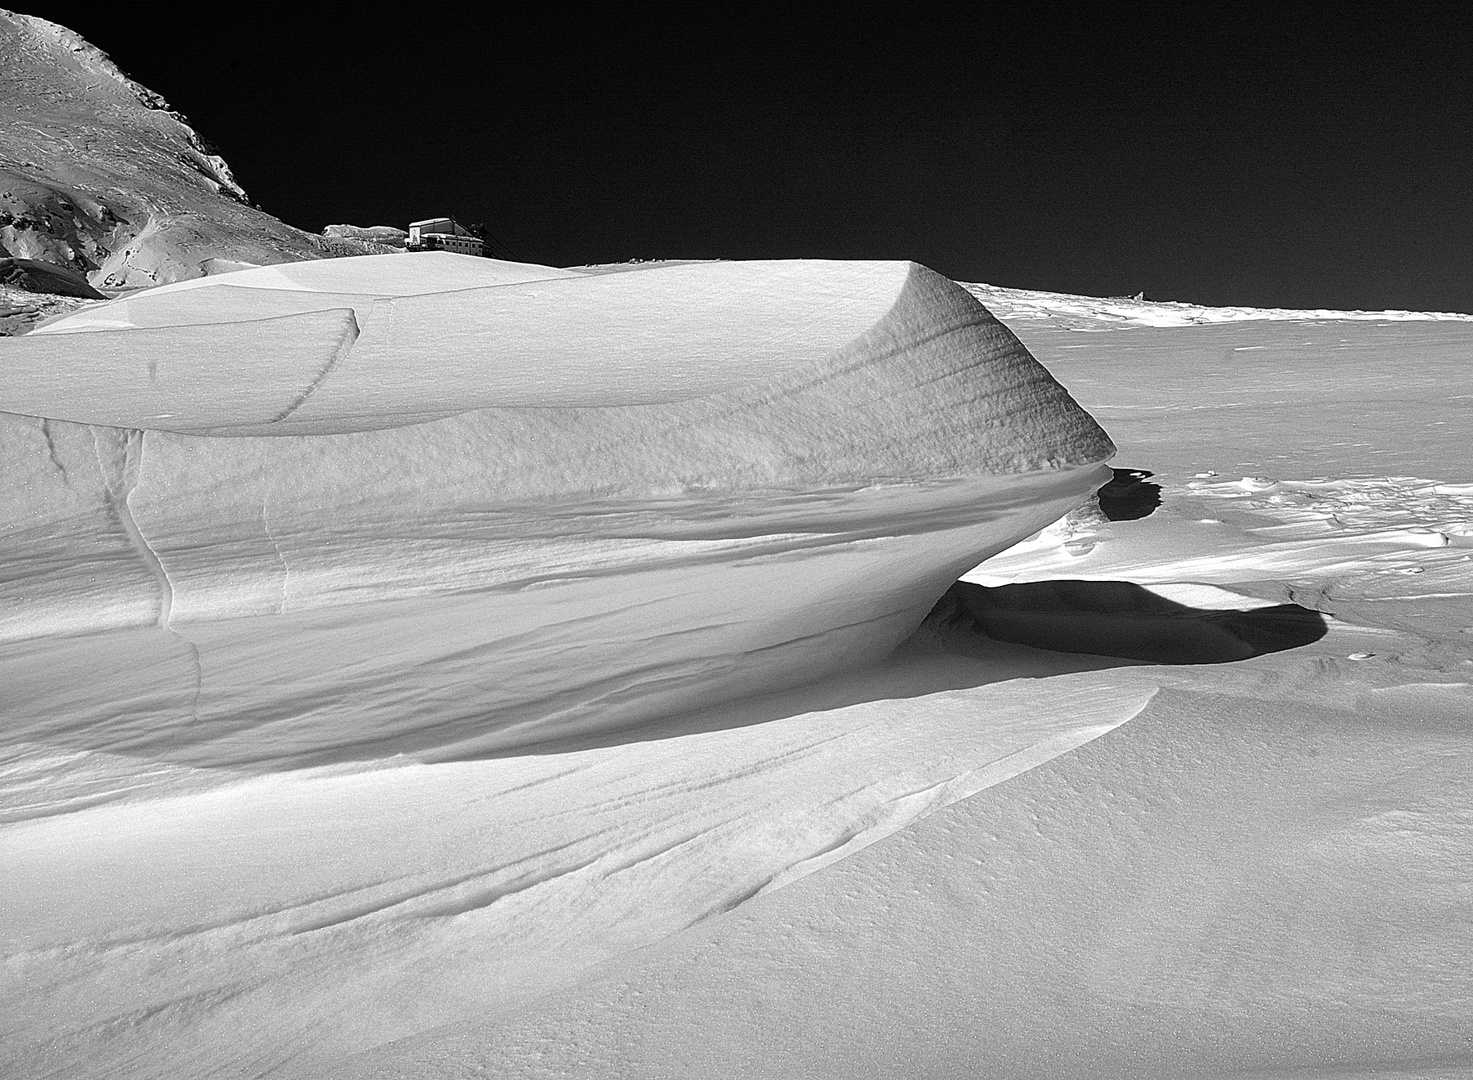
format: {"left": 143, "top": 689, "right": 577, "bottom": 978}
{"left": 0, "top": 257, "right": 106, "bottom": 299}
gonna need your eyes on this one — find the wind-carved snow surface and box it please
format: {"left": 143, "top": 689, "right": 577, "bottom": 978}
{"left": 3, "top": 254, "right": 1112, "bottom": 766}
{"left": 0, "top": 254, "right": 1131, "bottom": 1076}
{"left": 8, "top": 266, "right": 1473, "bottom": 1079}
{"left": 973, "top": 475, "right": 1473, "bottom": 592}
{"left": 297, "top": 305, "right": 1473, "bottom": 1080}
{"left": 962, "top": 280, "right": 1473, "bottom": 329}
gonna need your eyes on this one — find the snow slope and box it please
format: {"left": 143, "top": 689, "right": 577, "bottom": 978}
{"left": 345, "top": 673, "right": 1473, "bottom": 1080}
{"left": 307, "top": 309, "right": 1473, "bottom": 1080}
{"left": 8, "top": 266, "right": 1471, "bottom": 1079}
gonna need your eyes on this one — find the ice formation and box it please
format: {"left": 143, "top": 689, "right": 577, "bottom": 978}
{"left": 2, "top": 254, "right": 1113, "bottom": 761}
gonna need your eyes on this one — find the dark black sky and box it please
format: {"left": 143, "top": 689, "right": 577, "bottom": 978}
{"left": 21, "top": 5, "right": 1473, "bottom": 311}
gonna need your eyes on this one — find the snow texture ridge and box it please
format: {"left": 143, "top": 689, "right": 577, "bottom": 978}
{"left": 1, "top": 254, "right": 1113, "bottom": 758}
{"left": 962, "top": 280, "right": 1473, "bottom": 329}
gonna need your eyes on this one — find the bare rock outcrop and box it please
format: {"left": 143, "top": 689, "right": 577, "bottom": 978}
{"left": 0, "top": 11, "right": 386, "bottom": 288}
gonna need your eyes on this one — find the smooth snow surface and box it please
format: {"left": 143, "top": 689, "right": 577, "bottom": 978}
{"left": 7, "top": 271, "right": 1472, "bottom": 1080}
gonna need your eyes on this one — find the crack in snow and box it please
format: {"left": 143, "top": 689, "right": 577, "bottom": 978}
{"left": 268, "top": 308, "right": 358, "bottom": 424}
{"left": 37, "top": 416, "right": 68, "bottom": 481}
{"left": 89, "top": 426, "right": 202, "bottom": 719}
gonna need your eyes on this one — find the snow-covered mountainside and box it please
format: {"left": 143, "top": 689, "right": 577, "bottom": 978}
{"left": 0, "top": 11, "right": 388, "bottom": 293}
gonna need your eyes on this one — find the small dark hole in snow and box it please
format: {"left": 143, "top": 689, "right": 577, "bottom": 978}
{"left": 1097, "top": 468, "right": 1162, "bottom": 521}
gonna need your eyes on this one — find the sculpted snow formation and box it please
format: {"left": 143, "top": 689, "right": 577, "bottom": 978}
{"left": 1, "top": 254, "right": 1114, "bottom": 759}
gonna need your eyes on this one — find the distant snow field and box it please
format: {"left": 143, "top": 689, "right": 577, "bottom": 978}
{"left": 3, "top": 257, "right": 1472, "bottom": 1080}
{"left": 963, "top": 279, "right": 1473, "bottom": 329}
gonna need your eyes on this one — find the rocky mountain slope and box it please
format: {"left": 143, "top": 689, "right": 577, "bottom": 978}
{"left": 0, "top": 10, "right": 391, "bottom": 298}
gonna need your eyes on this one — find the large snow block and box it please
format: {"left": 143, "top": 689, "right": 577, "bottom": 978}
{"left": 1, "top": 256, "right": 1113, "bottom": 762}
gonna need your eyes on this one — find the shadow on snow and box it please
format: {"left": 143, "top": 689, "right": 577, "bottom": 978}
{"left": 927, "top": 579, "right": 1327, "bottom": 666}
{"left": 1, "top": 576, "right": 1328, "bottom": 770}
{"left": 513, "top": 578, "right": 1328, "bottom": 758}
{"left": 1096, "top": 468, "right": 1163, "bottom": 521}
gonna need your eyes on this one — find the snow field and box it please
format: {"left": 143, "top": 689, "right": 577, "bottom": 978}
{"left": 7, "top": 262, "right": 1473, "bottom": 1078}
{"left": 963, "top": 279, "right": 1473, "bottom": 329}
{"left": 345, "top": 671, "right": 1473, "bottom": 1080}
{"left": 309, "top": 308, "right": 1473, "bottom": 1079}
{"left": 2, "top": 657, "right": 1156, "bottom": 1076}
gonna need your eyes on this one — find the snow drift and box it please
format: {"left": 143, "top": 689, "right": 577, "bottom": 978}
{"left": 2, "top": 254, "right": 1113, "bottom": 761}
{"left": 10, "top": 270, "right": 1471, "bottom": 1080}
